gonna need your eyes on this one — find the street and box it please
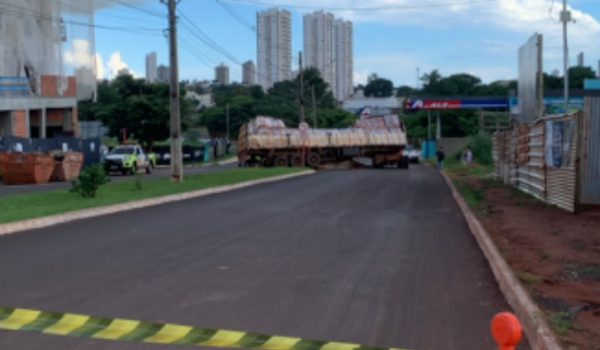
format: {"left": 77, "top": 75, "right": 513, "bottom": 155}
{"left": 0, "top": 164, "right": 235, "bottom": 197}
{"left": 0, "top": 165, "right": 529, "bottom": 350}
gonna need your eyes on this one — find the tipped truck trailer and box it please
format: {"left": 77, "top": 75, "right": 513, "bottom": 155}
{"left": 237, "top": 115, "right": 410, "bottom": 169}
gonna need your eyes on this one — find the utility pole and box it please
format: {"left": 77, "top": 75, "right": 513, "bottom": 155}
{"left": 226, "top": 103, "right": 230, "bottom": 140}
{"left": 416, "top": 67, "right": 420, "bottom": 90}
{"left": 166, "top": 0, "right": 183, "bottom": 183}
{"left": 436, "top": 110, "right": 441, "bottom": 140}
{"left": 427, "top": 110, "right": 431, "bottom": 157}
{"left": 561, "top": 0, "right": 571, "bottom": 112}
{"left": 299, "top": 51, "right": 305, "bottom": 123}
{"left": 311, "top": 85, "right": 316, "bottom": 128}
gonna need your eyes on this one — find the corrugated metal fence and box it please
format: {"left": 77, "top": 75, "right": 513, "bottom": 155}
{"left": 581, "top": 97, "right": 600, "bottom": 205}
{"left": 493, "top": 113, "right": 581, "bottom": 212}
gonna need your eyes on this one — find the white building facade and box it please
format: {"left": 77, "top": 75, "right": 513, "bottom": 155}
{"left": 335, "top": 19, "right": 353, "bottom": 102}
{"left": 303, "top": 11, "right": 353, "bottom": 102}
{"left": 146, "top": 52, "right": 157, "bottom": 83}
{"left": 242, "top": 60, "right": 256, "bottom": 86}
{"left": 257, "top": 8, "right": 292, "bottom": 90}
{"left": 215, "top": 63, "right": 230, "bottom": 85}
{"left": 157, "top": 65, "right": 170, "bottom": 83}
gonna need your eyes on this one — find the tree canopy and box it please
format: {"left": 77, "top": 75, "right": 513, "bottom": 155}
{"left": 364, "top": 78, "right": 394, "bottom": 97}
{"left": 78, "top": 75, "right": 191, "bottom": 150}
{"left": 197, "top": 68, "right": 354, "bottom": 138}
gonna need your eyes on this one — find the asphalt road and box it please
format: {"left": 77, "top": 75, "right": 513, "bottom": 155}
{"left": 0, "top": 163, "right": 235, "bottom": 197}
{"left": 0, "top": 165, "right": 530, "bottom": 350}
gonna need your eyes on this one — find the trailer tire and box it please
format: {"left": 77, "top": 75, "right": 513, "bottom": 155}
{"left": 306, "top": 153, "right": 321, "bottom": 168}
{"left": 290, "top": 154, "right": 304, "bottom": 167}
{"left": 403, "top": 156, "right": 410, "bottom": 169}
{"left": 274, "top": 155, "right": 289, "bottom": 167}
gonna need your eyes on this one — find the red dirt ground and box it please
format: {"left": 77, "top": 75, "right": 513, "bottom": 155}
{"left": 454, "top": 173, "right": 600, "bottom": 350}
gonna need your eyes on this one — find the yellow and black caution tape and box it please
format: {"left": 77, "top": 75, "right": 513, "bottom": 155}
{"left": 0, "top": 307, "right": 414, "bottom": 350}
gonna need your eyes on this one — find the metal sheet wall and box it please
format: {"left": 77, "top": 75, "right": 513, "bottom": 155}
{"left": 581, "top": 97, "right": 600, "bottom": 204}
{"left": 518, "top": 122, "right": 546, "bottom": 201}
{"left": 546, "top": 115, "right": 579, "bottom": 212}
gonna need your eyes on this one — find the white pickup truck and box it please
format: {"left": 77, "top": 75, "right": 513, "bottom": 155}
{"left": 103, "top": 145, "right": 157, "bottom": 175}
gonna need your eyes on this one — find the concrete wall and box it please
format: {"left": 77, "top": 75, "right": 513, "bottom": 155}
{"left": 438, "top": 137, "right": 470, "bottom": 156}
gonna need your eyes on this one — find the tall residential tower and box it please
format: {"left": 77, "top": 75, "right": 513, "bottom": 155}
{"left": 303, "top": 11, "right": 353, "bottom": 101}
{"left": 257, "top": 8, "right": 292, "bottom": 90}
{"left": 146, "top": 52, "right": 157, "bottom": 83}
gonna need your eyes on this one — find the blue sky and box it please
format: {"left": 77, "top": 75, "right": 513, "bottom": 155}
{"left": 92, "top": 0, "right": 600, "bottom": 87}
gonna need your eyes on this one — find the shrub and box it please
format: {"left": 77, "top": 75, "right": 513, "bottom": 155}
{"left": 453, "top": 132, "right": 493, "bottom": 165}
{"left": 70, "top": 164, "right": 110, "bottom": 198}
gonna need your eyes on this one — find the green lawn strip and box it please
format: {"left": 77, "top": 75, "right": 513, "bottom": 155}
{"left": 0, "top": 168, "right": 304, "bottom": 224}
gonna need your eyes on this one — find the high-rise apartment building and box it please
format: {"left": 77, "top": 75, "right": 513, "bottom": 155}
{"left": 215, "top": 63, "right": 230, "bottom": 85}
{"left": 243, "top": 61, "right": 256, "bottom": 86}
{"left": 157, "top": 65, "right": 170, "bottom": 83}
{"left": 146, "top": 52, "right": 157, "bottom": 83}
{"left": 334, "top": 19, "right": 353, "bottom": 101}
{"left": 303, "top": 11, "right": 353, "bottom": 101}
{"left": 304, "top": 11, "right": 336, "bottom": 94}
{"left": 577, "top": 52, "right": 584, "bottom": 67}
{"left": 257, "top": 8, "right": 292, "bottom": 90}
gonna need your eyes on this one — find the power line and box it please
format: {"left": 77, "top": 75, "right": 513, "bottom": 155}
{"left": 215, "top": 0, "right": 255, "bottom": 32}
{"left": 0, "top": 3, "right": 163, "bottom": 34}
{"left": 220, "top": 0, "right": 500, "bottom": 11}
{"left": 107, "top": 0, "right": 166, "bottom": 18}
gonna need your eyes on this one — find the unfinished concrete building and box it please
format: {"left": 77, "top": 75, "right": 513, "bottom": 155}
{"left": 0, "top": 0, "right": 100, "bottom": 138}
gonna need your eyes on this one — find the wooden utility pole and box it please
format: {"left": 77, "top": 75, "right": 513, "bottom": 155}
{"left": 299, "top": 51, "right": 305, "bottom": 123}
{"left": 311, "top": 85, "right": 316, "bottom": 128}
{"left": 167, "top": 0, "right": 183, "bottom": 183}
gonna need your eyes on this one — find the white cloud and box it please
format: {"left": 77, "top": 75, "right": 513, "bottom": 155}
{"left": 353, "top": 69, "right": 370, "bottom": 85}
{"left": 95, "top": 53, "right": 106, "bottom": 80}
{"left": 105, "top": 52, "right": 137, "bottom": 78}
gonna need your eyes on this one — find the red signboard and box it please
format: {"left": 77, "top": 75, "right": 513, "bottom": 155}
{"left": 405, "top": 99, "right": 462, "bottom": 110}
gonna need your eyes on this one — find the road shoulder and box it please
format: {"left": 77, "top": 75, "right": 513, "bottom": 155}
{"left": 439, "top": 169, "right": 562, "bottom": 350}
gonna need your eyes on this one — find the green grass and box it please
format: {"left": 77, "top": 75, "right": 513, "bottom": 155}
{"left": 516, "top": 271, "right": 541, "bottom": 288}
{"left": 452, "top": 179, "right": 485, "bottom": 207}
{"left": 546, "top": 312, "right": 578, "bottom": 335}
{"left": 0, "top": 168, "right": 305, "bottom": 224}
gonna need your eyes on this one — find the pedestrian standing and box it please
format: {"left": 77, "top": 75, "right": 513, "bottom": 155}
{"left": 436, "top": 146, "right": 445, "bottom": 171}
{"left": 465, "top": 147, "right": 473, "bottom": 166}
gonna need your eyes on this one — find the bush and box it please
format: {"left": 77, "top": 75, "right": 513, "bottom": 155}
{"left": 453, "top": 132, "right": 493, "bottom": 165}
{"left": 70, "top": 164, "right": 110, "bottom": 198}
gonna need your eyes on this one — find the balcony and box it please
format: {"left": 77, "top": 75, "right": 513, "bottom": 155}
{"left": 0, "top": 77, "right": 30, "bottom": 97}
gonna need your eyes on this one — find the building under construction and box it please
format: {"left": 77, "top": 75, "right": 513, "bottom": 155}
{"left": 0, "top": 0, "right": 101, "bottom": 138}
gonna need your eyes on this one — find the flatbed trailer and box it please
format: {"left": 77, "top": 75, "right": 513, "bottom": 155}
{"left": 237, "top": 116, "right": 410, "bottom": 169}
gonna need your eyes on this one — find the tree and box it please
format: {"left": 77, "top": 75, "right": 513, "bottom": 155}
{"left": 396, "top": 85, "right": 414, "bottom": 97}
{"left": 568, "top": 66, "right": 596, "bottom": 89}
{"left": 91, "top": 75, "right": 191, "bottom": 150}
{"left": 364, "top": 78, "right": 393, "bottom": 97}
{"left": 544, "top": 73, "right": 563, "bottom": 90}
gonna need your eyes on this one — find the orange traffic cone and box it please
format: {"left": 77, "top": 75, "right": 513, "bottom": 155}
{"left": 491, "top": 312, "right": 522, "bottom": 350}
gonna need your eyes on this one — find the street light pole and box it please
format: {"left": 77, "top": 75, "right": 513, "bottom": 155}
{"left": 561, "top": 0, "right": 571, "bottom": 113}
{"left": 167, "top": 0, "right": 183, "bottom": 183}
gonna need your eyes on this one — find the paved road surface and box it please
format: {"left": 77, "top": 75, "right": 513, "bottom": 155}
{"left": 0, "top": 164, "right": 235, "bottom": 197}
{"left": 0, "top": 165, "right": 530, "bottom": 350}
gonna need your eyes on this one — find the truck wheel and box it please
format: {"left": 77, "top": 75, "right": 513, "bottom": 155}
{"left": 403, "top": 156, "right": 410, "bottom": 169}
{"left": 290, "top": 154, "right": 303, "bottom": 167}
{"left": 274, "top": 156, "right": 289, "bottom": 167}
{"left": 130, "top": 164, "right": 138, "bottom": 175}
{"left": 306, "top": 153, "right": 321, "bottom": 168}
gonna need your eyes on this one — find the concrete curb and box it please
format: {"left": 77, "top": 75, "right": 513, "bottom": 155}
{"left": 440, "top": 172, "right": 562, "bottom": 350}
{"left": 0, "top": 170, "right": 315, "bottom": 237}
{"left": 155, "top": 157, "right": 238, "bottom": 169}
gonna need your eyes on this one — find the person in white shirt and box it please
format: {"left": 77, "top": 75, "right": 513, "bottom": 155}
{"left": 465, "top": 147, "right": 473, "bottom": 165}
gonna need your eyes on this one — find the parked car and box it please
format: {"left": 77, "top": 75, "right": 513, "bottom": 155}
{"left": 103, "top": 145, "right": 156, "bottom": 175}
{"left": 405, "top": 145, "right": 421, "bottom": 163}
